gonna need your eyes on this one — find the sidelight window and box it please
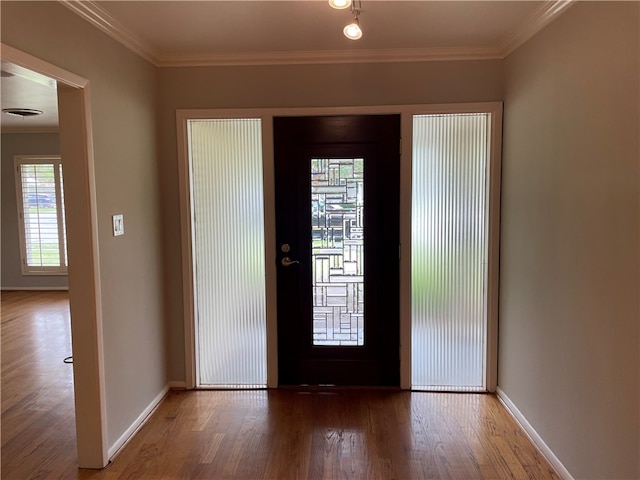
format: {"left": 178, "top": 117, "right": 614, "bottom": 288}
{"left": 411, "top": 113, "right": 490, "bottom": 391}
{"left": 188, "top": 118, "right": 267, "bottom": 388}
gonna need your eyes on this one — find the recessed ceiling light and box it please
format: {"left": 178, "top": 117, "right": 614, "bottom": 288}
{"left": 329, "top": 0, "right": 351, "bottom": 9}
{"left": 2, "top": 108, "right": 44, "bottom": 117}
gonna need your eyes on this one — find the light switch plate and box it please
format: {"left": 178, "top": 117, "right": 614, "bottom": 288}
{"left": 112, "top": 214, "right": 124, "bottom": 236}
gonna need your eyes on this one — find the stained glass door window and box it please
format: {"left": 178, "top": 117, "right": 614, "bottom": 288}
{"left": 311, "top": 158, "right": 364, "bottom": 346}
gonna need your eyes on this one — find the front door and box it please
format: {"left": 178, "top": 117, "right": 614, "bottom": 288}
{"left": 274, "top": 115, "right": 400, "bottom": 386}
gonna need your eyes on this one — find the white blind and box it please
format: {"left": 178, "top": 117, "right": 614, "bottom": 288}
{"left": 16, "top": 157, "right": 67, "bottom": 273}
{"left": 59, "top": 163, "right": 68, "bottom": 267}
{"left": 411, "top": 113, "right": 489, "bottom": 391}
{"left": 189, "top": 119, "right": 267, "bottom": 388}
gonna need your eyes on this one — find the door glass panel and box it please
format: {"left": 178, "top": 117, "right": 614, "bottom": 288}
{"left": 311, "top": 158, "right": 364, "bottom": 346}
{"left": 411, "top": 113, "right": 489, "bottom": 391}
{"left": 189, "top": 118, "right": 267, "bottom": 387}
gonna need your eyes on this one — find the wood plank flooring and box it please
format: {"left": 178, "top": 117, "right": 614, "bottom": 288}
{"left": 1, "top": 291, "right": 560, "bottom": 480}
{"left": 1, "top": 290, "right": 79, "bottom": 479}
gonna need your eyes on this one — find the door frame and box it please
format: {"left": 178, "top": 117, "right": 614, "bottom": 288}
{"left": 177, "top": 102, "right": 502, "bottom": 391}
{"left": 1, "top": 43, "right": 109, "bottom": 467}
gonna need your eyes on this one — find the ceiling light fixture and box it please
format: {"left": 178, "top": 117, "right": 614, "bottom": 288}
{"left": 2, "top": 108, "right": 43, "bottom": 117}
{"left": 343, "top": 17, "right": 362, "bottom": 40}
{"left": 343, "top": 1, "right": 363, "bottom": 40}
{"left": 329, "top": 0, "right": 351, "bottom": 9}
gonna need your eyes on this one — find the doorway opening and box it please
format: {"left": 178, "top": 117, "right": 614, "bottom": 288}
{"left": 1, "top": 44, "right": 108, "bottom": 468}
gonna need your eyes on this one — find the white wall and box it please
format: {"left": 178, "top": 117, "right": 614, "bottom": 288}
{"left": 500, "top": 2, "right": 639, "bottom": 478}
{"left": 1, "top": 132, "right": 68, "bottom": 289}
{"left": 1, "top": 2, "right": 167, "bottom": 451}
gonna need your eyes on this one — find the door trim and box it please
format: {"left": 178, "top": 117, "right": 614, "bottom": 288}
{"left": 176, "top": 102, "right": 502, "bottom": 391}
{"left": 1, "top": 43, "right": 109, "bottom": 467}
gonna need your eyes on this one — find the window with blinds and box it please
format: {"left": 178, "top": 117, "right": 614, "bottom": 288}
{"left": 188, "top": 118, "right": 267, "bottom": 388}
{"left": 411, "top": 113, "right": 490, "bottom": 391}
{"left": 14, "top": 156, "right": 67, "bottom": 275}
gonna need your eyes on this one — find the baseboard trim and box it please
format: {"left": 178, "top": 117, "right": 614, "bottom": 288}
{"left": 107, "top": 384, "right": 170, "bottom": 461}
{"left": 1, "top": 286, "right": 69, "bottom": 291}
{"left": 496, "top": 387, "right": 574, "bottom": 480}
{"left": 168, "top": 380, "right": 187, "bottom": 389}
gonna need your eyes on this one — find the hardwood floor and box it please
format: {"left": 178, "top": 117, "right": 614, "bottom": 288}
{"left": 2, "top": 291, "right": 559, "bottom": 480}
{"left": 1, "top": 290, "right": 79, "bottom": 479}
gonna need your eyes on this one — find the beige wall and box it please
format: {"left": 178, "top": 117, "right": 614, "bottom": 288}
{"left": 158, "top": 60, "right": 504, "bottom": 380}
{"left": 3, "top": 2, "right": 638, "bottom": 478}
{"left": 500, "top": 2, "right": 639, "bottom": 479}
{"left": 1, "top": 2, "right": 166, "bottom": 450}
{"left": 1, "top": 132, "right": 68, "bottom": 289}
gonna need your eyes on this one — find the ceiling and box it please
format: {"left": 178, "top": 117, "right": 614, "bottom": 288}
{"left": 1, "top": 1, "right": 574, "bottom": 131}
{"left": 1, "top": 63, "right": 59, "bottom": 131}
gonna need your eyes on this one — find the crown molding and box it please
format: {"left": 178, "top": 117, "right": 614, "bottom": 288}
{"left": 499, "top": 0, "right": 576, "bottom": 57}
{"left": 1, "top": 126, "right": 60, "bottom": 134}
{"left": 59, "top": 0, "right": 160, "bottom": 66}
{"left": 60, "top": 0, "right": 574, "bottom": 68}
{"left": 157, "top": 46, "right": 503, "bottom": 67}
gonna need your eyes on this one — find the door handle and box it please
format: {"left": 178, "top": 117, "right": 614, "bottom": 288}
{"left": 281, "top": 257, "right": 300, "bottom": 267}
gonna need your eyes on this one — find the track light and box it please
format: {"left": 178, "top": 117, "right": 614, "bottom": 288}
{"left": 343, "top": 1, "right": 363, "bottom": 40}
{"left": 343, "top": 17, "right": 362, "bottom": 40}
{"left": 328, "top": 0, "right": 363, "bottom": 40}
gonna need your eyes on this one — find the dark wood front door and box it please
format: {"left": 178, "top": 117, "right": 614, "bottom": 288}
{"left": 274, "top": 115, "right": 400, "bottom": 386}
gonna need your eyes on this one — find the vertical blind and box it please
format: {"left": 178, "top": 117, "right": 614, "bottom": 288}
{"left": 189, "top": 119, "right": 267, "bottom": 387}
{"left": 411, "top": 113, "right": 490, "bottom": 391}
